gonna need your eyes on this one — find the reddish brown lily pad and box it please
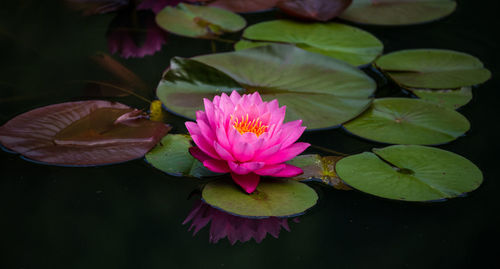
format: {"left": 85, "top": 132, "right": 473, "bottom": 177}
{"left": 0, "top": 100, "right": 171, "bottom": 166}
{"left": 277, "top": 0, "right": 352, "bottom": 21}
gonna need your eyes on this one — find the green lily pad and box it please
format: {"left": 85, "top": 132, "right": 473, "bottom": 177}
{"left": 411, "top": 87, "right": 473, "bottom": 109}
{"left": 335, "top": 145, "right": 483, "bottom": 201}
{"left": 237, "top": 20, "right": 383, "bottom": 66}
{"left": 343, "top": 98, "right": 470, "bottom": 145}
{"left": 157, "top": 44, "right": 376, "bottom": 130}
{"left": 145, "top": 134, "right": 220, "bottom": 178}
{"left": 375, "top": 49, "right": 491, "bottom": 89}
{"left": 202, "top": 179, "right": 318, "bottom": 217}
{"left": 155, "top": 3, "right": 246, "bottom": 38}
{"left": 287, "top": 154, "right": 351, "bottom": 190}
{"left": 339, "top": 0, "right": 457, "bottom": 26}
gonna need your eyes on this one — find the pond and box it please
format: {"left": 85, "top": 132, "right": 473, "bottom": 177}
{"left": 0, "top": 0, "right": 498, "bottom": 268}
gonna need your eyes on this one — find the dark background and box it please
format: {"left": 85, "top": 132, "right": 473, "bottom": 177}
{"left": 0, "top": 0, "right": 498, "bottom": 268}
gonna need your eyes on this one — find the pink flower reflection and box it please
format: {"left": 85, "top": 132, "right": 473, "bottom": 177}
{"left": 107, "top": 10, "right": 167, "bottom": 58}
{"left": 183, "top": 200, "right": 299, "bottom": 245}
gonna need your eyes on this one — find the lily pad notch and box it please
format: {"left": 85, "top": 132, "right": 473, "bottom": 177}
{"left": 335, "top": 145, "right": 483, "bottom": 202}
{"left": 156, "top": 44, "right": 376, "bottom": 130}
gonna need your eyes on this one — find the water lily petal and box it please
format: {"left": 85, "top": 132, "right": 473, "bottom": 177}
{"left": 230, "top": 172, "right": 260, "bottom": 194}
{"left": 270, "top": 164, "right": 303, "bottom": 177}
{"left": 265, "top": 142, "right": 310, "bottom": 164}
{"left": 214, "top": 141, "right": 235, "bottom": 161}
{"left": 191, "top": 134, "right": 219, "bottom": 159}
{"left": 254, "top": 163, "right": 286, "bottom": 176}
{"left": 189, "top": 146, "right": 211, "bottom": 162}
{"left": 203, "top": 159, "right": 230, "bottom": 173}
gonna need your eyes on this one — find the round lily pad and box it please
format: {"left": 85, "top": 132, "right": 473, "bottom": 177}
{"left": 411, "top": 87, "right": 472, "bottom": 109}
{"left": 202, "top": 179, "right": 318, "bottom": 217}
{"left": 156, "top": 44, "right": 376, "bottom": 130}
{"left": 155, "top": 3, "right": 246, "bottom": 38}
{"left": 335, "top": 145, "right": 483, "bottom": 201}
{"left": 343, "top": 98, "right": 470, "bottom": 145}
{"left": 287, "top": 154, "right": 351, "bottom": 190}
{"left": 237, "top": 20, "right": 383, "bottom": 66}
{"left": 0, "top": 101, "right": 171, "bottom": 166}
{"left": 375, "top": 49, "right": 491, "bottom": 89}
{"left": 145, "top": 134, "right": 220, "bottom": 177}
{"left": 339, "top": 0, "right": 457, "bottom": 26}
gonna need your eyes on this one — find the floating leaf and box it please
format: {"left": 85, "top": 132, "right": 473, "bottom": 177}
{"left": 157, "top": 44, "right": 376, "bottom": 130}
{"left": 0, "top": 101, "right": 171, "bottom": 166}
{"left": 145, "top": 134, "right": 220, "bottom": 177}
{"left": 202, "top": 179, "right": 318, "bottom": 217}
{"left": 339, "top": 0, "right": 457, "bottom": 26}
{"left": 411, "top": 87, "right": 472, "bottom": 109}
{"left": 155, "top": 3, "right": 246, "bottom": 38}
{"left": 277, "top": 0, "right": 352, "bottom": 21}
{"left": 375, "top": 49, "right": 491, "bottom": 89}
{"left": 237, "top": 20, "right": 383, "bottom": 66}
{"left": 335, "top": 145, "right": 483, "bottom": 201}
{"left": 343, "top": 98, "right": 470, "bottom": 145}
{"left": 287, "top": 154, "right": 351, "bottom": 190}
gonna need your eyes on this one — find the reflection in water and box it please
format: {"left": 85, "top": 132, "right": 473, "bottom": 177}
{"left": 68, "top": 0, "right": 181, "bottom": 58}
{"left": 107, "top": 9, "right": 168, "bottom": 58}
{"left": 183, "top": 199, "right": 300, "bottom": 245}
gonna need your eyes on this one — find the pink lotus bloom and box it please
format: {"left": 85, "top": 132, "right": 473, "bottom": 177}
{"left": 183, "top": 200, "right": 299, "bottom": 245}
{"left": 185, "top": 90, "right": 310, "bottom": 193}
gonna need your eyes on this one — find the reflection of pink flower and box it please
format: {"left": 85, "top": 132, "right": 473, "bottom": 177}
{"left": 186, "top": 91, "right": 309, "bottom": 194}
{"left": 137, "top": 0, "right": 182, "bottom": 13}
{"left": 107, "top": 11, "right": 167, "bottom": 58}
{"left": 183, "top": 200, "right": 299, "bottom": 244}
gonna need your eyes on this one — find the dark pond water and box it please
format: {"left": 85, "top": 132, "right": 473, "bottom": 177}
{"left": 1, "top": 1, "right": 498, "bottom": 268}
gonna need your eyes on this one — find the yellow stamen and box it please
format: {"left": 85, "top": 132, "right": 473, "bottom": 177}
{"left": 232, "top": 114, "right": 268, "bottom": 137}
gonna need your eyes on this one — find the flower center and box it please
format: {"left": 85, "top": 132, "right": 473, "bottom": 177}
{"left": 232, "top": 114, "right": 268, "bottom": 137}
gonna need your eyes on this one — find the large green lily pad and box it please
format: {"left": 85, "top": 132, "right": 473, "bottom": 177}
{"left": 145, "top": 134, "right": 220, "bottom": 178}
{"left": 157, "top": 44, "right": 376, "bottom": 130}
{"left": 343, "top": 98, "right": 470, "bottom": 145}
{"left": 339, "top": 0, "right": 457, "bottom": 26}
{"left": 335, "top": 145, "right": 483, "bottom": 201}
{"left": 411, "top": 87, "right": 472, "bottom": 109}
{"left": 202, "top": 179, "right": 318, "bottom": 217}
{"left": 287, "top": 154, "right": 351, "bottom": 190}
{"left": 236, "top": 20, "right": 383, "bottom": 66}
{"left": 155, "top": 3, "right": 246, "bottom": 38}
{"left": 375, "top": 49, "right": 491, "bottom": 89}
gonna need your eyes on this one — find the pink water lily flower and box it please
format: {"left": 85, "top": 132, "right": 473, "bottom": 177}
{"left": 185, "top": 90, "right": 310, "bottom": 193}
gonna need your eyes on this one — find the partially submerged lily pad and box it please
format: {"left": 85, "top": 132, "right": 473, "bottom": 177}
{"left": 411, "top": 87, "right": 473, "bottom": 109}
{"left": 145, "top": 134, "right": 220, "bottom": 177}
{"left": 375, "top": 49, "right": 491, "bottom": 89}
{"left": 277, "top": 0, "right": 353, "bottom": 21}
{"left": 0, "top": 101, "right": 171, "bottom": 166}
{"left": 343, "top": 98, "right": 470, "bottom": 145}
{"left": 157, "top": 44, "right": 376, "bottom": 130}
{"left": 340, "top": 0, "right": 457, "bottom": 26}
{"left": 287, "top": 154, "right": 351, "bottom": 190}
{"left": 202, "top": 179, "right": 318, "bottom": 217}
{"left": 155, "top": 3, "right": 246, "bottom": 38}
{"left": 335, "top": 145, "right": 483, "bottom": 201}
{"left": 237, "top": 20, "right": 383, "bottom": 66}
